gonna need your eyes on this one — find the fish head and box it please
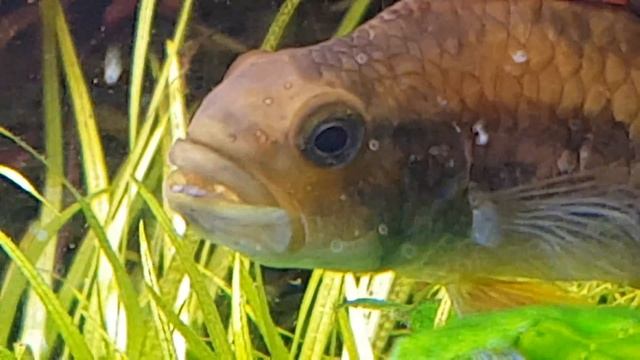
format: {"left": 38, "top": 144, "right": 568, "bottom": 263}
{"left": 165, "top": 49, "right": 470, "bottom": 272}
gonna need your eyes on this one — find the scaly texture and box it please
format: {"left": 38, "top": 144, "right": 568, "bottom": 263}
{"left": 303, "top": 0, "right": 640, "bottom": 132}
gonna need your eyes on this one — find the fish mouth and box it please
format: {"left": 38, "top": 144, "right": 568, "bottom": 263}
{"left": 165, "top": 139, "right": 299, "bottom": 258}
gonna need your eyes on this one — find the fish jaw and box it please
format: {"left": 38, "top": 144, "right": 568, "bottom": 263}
{"left": 165, "top": 139, "right": 385, "bottom": 271}
{"left": 165, "top": 170, "right": 294, "bottom": 256}
{"left": 165, "top": 168, "right": 385, "bottom": 270}
{"left": 165, "top": 139, "right": 297, "bottom": 257}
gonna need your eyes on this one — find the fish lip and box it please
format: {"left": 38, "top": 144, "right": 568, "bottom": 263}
{"left": 165, "top": 138, "right": 298, "bottom": 255}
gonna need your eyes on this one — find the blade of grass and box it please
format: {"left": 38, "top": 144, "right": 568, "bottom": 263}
{"left": 164, "top": 33, "right": 192, "bottom": 359}
{"left": 337, "top": 308, "right": 358, "bottom": 360}
{"left": 0, "top": 165, "right": 57, "bottom": 213}
{"left": 232, "top": 255, "right": 254, "bottom": 360}
{"left": 300, "top": 272, "right": 344, "bottom": 359}
{"left": 289, "top": 269, "right": 324, "bottom": 360}
{"left": 147, "top": 288, "right": 217, "bottom": 359}
{"left": 51, "top": 0, "right": 110, "bottom": 204}
{"left": 334, "top": 0, "right": 372, "bottom": 36}
{"left": 139, "top": 221, "right": 177, "bottom": 360}
{"left": 261, "top": 0, "right": 301, "bottom": 51}
{"left": 71, "top": 193, "right": 147, "bottom": 358}
{"left": 50, "top": 0, "right": 118, "bottom": 352}
{"left": 372, "top": 276, "right": 414, "bottom": 355}
{"left": 128, "top": 0, "right": 158, "bottom": 148}
{"left": 170, "top": 0, "right": 195, "bottom": 49}
{"left": 0, "top": 231, "right": 93, "bottom": 359}
{"left": 342, "top": 274, "right": 375, "bottom": 359}
{"left": 20, "top": 0, "right": 65, "bottom": 354}
{"left": 244, "top": 266, "right": 288, "bottom": 360}
{"left": 136, "top": 181, "right": 233, "bottom": 358}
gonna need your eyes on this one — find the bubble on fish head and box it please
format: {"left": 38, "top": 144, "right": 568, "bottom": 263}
{"left": 368, "top": 139, "right": 380, "bottom": 151}
{"left": 511, "top": 49, "right": 528, "bottom": 63}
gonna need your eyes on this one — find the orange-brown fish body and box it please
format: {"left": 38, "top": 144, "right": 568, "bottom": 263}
{"left": 166, "top": 0, "right": 640, "bottom": 298}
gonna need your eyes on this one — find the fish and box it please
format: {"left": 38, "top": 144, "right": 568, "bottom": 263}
{"left": 165, "top": 0, "right": 640, "bottom": 312}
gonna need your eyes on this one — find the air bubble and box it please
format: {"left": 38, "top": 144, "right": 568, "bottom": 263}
{"left": 368, "top": 139, "right": 380, "bottom": 151}
{"left": 263, "top": 97, "right": 274, "bottom": 105}
{"left": 355, "top": 52, "right": 369, "bottom": 65}
{"left": 473, "top": 121, "right": 489, "bottom": 146}
{"left": 401, "top": 243, "right": 416, "bottom": 259}
{"left": 511, "top": 49, "right": 528, "bottom": 63}
{"left": 330, "top": 240, "right": 344, "bottom": 253}
{"left": 35, "top": 229, "right": 48, "bottom": 242}
{"left": 377, "top": 223, "right": 389, "bottom": 236}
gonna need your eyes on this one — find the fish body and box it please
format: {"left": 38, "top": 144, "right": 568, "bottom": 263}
{"left": 166, "top": 0, "right": 640, "bottom": 299}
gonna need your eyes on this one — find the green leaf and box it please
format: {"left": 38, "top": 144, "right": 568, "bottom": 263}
{"left": 129, "top": 0, "right": 158, "bottom": 148}
{"left": 391, "top": 305, "right": 640, "bottom": 360}
{"left": 0, "top": 231, "right": 93, "bottom": 359}
{"left": 147, "top": 288, "right": 217, "bottom": 359}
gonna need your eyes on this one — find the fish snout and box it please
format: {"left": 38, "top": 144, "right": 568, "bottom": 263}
{"left": 165, "top": 139, "right": 303, "bottom": 257}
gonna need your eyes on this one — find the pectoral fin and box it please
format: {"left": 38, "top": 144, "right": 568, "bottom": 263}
{"left": 468, "top": 163, "right": 640, "bottom": 252}
{"left": 446, "top": 280, "right": 587, "bottom": 315}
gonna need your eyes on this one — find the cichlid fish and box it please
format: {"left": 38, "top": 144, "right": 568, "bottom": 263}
{"left": 165, "top": 0, "right": 640, "bottom": 312}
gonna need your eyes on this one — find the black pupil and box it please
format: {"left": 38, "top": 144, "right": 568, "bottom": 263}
{"left": 314, "top": 124, "right": 349, "bottom": 154}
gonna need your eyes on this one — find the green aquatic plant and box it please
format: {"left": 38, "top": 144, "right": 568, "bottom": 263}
{"left": 0, "top": 1, "right": 639, "bottom": 359}
{"left": 392, "top": 304, "right": 640, "bottom": 360}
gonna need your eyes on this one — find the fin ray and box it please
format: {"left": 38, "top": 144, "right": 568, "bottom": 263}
{"left": 446, "top": 280, "right": 587, "bottom": 315}
{"left": 470, "top": 164, "right": 640, "bottom": 250}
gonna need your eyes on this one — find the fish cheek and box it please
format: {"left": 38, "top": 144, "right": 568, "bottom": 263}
{"left": 348, "top": 119, "right": 471, "bottom": 261}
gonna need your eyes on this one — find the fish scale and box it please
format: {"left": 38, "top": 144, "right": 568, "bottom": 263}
{"left": 301, "top": 0, "right": 640, "bottom": 140}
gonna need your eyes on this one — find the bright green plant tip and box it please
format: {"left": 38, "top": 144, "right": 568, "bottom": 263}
{"left": 0, "top": 231, "right": 93, "bottom": 359}
{"left": 391, "top": 305, "right": 640, "bottom": 360}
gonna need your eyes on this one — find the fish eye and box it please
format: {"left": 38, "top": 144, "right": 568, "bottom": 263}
{"left": 297, "top": 106, "right": 365, "bottom": 168}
